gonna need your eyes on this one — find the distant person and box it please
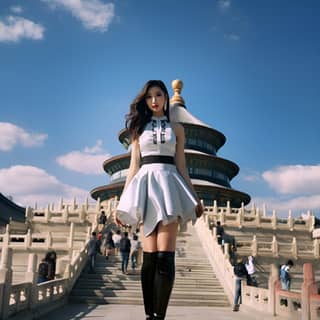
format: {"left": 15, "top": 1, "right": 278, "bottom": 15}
{"left": 229, "top": 243, "right": 238, "bottom": 266}
{"left": 233, "top": 257, "right": 248, "bottom": 312}
{"left": 98, "top": 210, "right": 107, "bottom": 232}
{"left": 47, "top": 250, "right": 57, "bottom": 280}
{"left": 216, "top": 221, "right": 224, "bottom": 245}
{"left": 88, "top": 232, "right": 100, "bottom": 273}
{"left": 37, "top": 255, "right": 50, "bottom": 283}
{"left": 37, "top": 250, "right": 56, "bottom": 283}
{"left": 119, "top": 231, "right": 131, "bottom": 274}
{"left": 245, "top": 256, "right": 258, "bottom": 287}
{"left": 280, "top": 259, "right": 294, "bottom": 291}
{"left": 112, "top": 229, "right": 122, "bottom": 254}
{"left": 130, "top": 234, "right": 141, "bottom": 270}
{"left": 103, "top": 231, "right": 115, "bottom": 260}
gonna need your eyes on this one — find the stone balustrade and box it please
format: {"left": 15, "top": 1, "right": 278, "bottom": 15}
{"left": 0, "top": 197, "right": 107, "bottom": 319}
{"left": 204, "top": 201, "right": 315, "bottom": 233}
{"left": 230, "top": 235, "right": 319, "bottom": 259}
{"left": 1, "top": 198, "right": 319, "bottom": 319}
{"left": 195, "top": 212, "right": 320, "bottom": 320}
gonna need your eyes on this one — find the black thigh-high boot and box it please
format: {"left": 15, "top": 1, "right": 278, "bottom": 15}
{"left": 141, "top": 252, "right": 158, "bottom": 319}
{"left": 153, "top": 251, "right": 175, "bottom": 319}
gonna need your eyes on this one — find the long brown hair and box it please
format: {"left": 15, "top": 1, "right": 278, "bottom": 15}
{"left": 125, "top": 80, "right": 170, "bottom": 140}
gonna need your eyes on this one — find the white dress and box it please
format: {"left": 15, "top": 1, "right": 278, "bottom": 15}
{"left": 116, "top": 116, "right": 198, "bottom": 236}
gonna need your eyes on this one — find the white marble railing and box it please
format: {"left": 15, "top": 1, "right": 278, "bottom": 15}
{"left": 0, "top": 233, "right": 92, "bottom": 319}
{"left": 233, "top": 235, "right": 319, "bottom": 259}
{"left": 0, "top": 197, "right": 107, "bottom": 319}
{"left": 0, "top": 224, "right": 90, "bottom": 252}
{"left": 195, "top": 213, "right": 320, "bottom": 320}
{"left": 204, "top": 201, "right": 315, "bottom": 233}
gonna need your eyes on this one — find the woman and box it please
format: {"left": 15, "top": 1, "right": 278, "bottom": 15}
{"left": 117, "top": 80, "right": 203, "bottom": 320}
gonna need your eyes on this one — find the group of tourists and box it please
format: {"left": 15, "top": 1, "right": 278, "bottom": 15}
{"left": 232, "top": 251, "right": 294, "bottom": 312}
{"left": 87, "top": 222, "right": 142, "bottom": 275}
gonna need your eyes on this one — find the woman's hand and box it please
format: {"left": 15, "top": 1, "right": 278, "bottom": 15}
{"left": 114, "top": 210, "right": 124, "bottom": 227}
{"left": 195, "top": 201, "right": 204, "bottom": 218}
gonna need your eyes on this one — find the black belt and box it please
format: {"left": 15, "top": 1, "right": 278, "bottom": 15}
{"left": 141, "top": 155, "right": 174, "bottom": 166}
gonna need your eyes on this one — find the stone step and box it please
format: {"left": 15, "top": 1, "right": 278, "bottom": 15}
{"left": 68, "top": 296, "right": 229, "bottom": 307}
{"left": 71, "top": 289, "right": 225, "bottom": 299}
{"left": 73, "top": 284, "right": 223, "bottom": 292}
{"left": 70, "top": 227, "right": 230, "bottom": 307}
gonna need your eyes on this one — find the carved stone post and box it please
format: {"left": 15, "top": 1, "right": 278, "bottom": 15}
{"left": 268, "top": 264, "right": 279, "bottom": 315}
{"left": 68, "top": 222, "right": 75, "bottom": 252}
{"left": 252, "top": 235, "right": 257, "bottom": 257}
{"left": 272, "top": 235, "right": 278, "bottom": 257}
{"left": 237, "top": 205, "right": 243, "bottom": 229}
{"left": 256, "top": 208, "right": 261, "bottom": 227}
{"left": 301, "top": 263, "right": 318, "bottom": 320}
{"left": 292, "top": 236, "right": 298, "bottom": 259}
{"left": 226, "top": 200, "right": 231, "bottom": 215}
{"left": 0, "top": 247, "right": 13, "bottom": 319}
{"left": 25, "top": 206, "right": 33, "bottom": 221}
{"left": 25, "top": 253, "right": 38, "bottom": 309}
{"left": 25, "top": 229, "right": 32, "bottom": 250}
{"left": 213, "top": 200, "right": 218, "bottom": 215}
{"left": 309, "top": 213, "right": 315, "bottom": 233}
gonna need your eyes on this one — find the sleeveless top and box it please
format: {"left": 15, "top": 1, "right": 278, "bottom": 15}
{"left": 139, "top": 116, "right": 176, "bottom": 158}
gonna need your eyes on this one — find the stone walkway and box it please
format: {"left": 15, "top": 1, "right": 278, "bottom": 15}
{"left": 43, "top": 304, "right": 286, "bottom": 320}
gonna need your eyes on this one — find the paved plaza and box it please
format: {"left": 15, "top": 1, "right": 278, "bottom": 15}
{"left": 43, "top": 304, "right": 286, "bottom": 320}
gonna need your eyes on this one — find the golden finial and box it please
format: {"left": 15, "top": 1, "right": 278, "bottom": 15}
{"left": 170, "top": 79, "right": 185, "bottom": 105}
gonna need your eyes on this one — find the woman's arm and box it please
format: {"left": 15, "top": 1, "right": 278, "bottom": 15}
{"left": 173, "top": 123, "right": 203, "bottom": 217}
{"left": 123, "top": 138, "right": 141, "bottom": 192}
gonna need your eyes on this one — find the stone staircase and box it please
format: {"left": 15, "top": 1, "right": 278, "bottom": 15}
{"left": 69, "top": 226, "right": 230, "bottom": 307}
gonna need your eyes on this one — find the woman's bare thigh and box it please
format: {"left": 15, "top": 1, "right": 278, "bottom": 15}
{"left": 157, "top": 221, "right": 178, "bottom": 252}
{"left": 140, "top": 225, "right": 157, "bottom": 252}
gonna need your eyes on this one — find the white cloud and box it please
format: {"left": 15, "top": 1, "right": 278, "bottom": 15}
{"left": 0, "top": 165, "right": 90, "bottom": 207}
{"left": 262, "top": 165, "right": 320, "bottom": 195}
{"left": 56, "top": 140, "right": 111, "bottom": 175}
{"left": 0, "top": 122, "right": 48, "bottom": 151}
{"left": 251, "top": 195, "right": 320, "bottom": 217}
{"left": 43, "top": 0, "right": 115, "bottom": 32}
{"left": 10, "top": 6, "right": 23, "bottom": 14}
{"left": 0, "top": 16, "right": 45, "bottom": 42}
{"left": 218, "top": 0, "right": 231, "bottom": 11}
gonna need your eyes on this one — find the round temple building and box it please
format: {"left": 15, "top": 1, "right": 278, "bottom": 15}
{"left": 91, "top": 80, "right": 250, "bottom": 207}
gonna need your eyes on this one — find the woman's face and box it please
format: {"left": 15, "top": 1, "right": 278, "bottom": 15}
{"left": 145, "top": 86, "right": 166, "bottom": 116}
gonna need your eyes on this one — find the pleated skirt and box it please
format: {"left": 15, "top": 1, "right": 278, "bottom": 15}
{"left": 116, "top": 163, "right": 198, "bottom": 236}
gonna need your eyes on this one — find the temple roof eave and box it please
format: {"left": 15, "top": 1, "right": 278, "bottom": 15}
{"left": 103, "top": 152, "right": 239, "bottom": 179}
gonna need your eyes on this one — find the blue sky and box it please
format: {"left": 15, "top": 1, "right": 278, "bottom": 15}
{"left": 0, "top": 0, "right": 319, "bottom": 217}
